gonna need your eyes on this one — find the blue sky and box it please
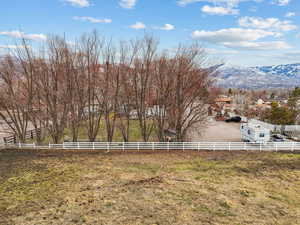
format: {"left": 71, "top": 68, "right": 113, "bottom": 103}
{"left": 0, "top": 0, "right": 299, "bottom": 66}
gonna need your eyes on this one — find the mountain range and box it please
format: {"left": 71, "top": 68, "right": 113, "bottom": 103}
{"left": 216, "top": 63, "right": 300, "bottom": 89}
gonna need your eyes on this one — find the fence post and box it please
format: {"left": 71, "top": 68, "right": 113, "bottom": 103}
{"left": 167, "top": 142, "right": 169, "bottom": 152}
{"left": 213, "top": 143, "right": 216, "bottom": 151}
{"left": 63, "top": 142, "right": 65, "bottom": 150}
{"left": 152, "top": 142, "right": 154, "bottom": 151}
{"left": 183, "top": 142, "right": 185, "bottom": 152}
{"left": 244, "top": 142, "right": 247, "bottom": 151}
{"left": 260, "top": 143, "right": 262, "bottom": 151}
{"left": 275, "top": 142, "right": 278, "bottom": 152}
{"left": 107, "top": 142, "right": 110, "bottom": 152}
{"left": 198, "top": 142, "right": 200, "bottom": 152}
{"left": 292, "top": 142, "right": 295, "bottom": 152}
{"left": 123, "top": 142, "right": 125, "bottom": 152}
{"left": 229, "top": 142, "right": 231, "bottom": 151}
{"left": 77, "top": 142, "right": 79, "bottom": 150}
{"left": 138, "top": 142, "right": 140, "bottom": 151}
{"left": 93, "top": 142, "right": 95, "bottom": 150}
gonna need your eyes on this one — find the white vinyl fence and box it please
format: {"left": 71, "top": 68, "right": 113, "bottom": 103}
{"left": 2, "top": 142, "right": 300, "bottom": 152}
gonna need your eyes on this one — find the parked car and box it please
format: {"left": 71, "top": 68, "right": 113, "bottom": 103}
{"left": 271, "top": 134, "right": 285, "bottom": 142}
{"left": 225, "top": 116, "right": 241, "bottom": 123}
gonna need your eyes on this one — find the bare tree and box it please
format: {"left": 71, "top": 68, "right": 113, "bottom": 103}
{"left": 34, "top": 37, "right": 72, "bottom": 143}
{"left": 77, "top": 31, "right": 104, "bottom": 142}
{"left": 115, "top": 41, "right": 139, "bottom": 142}
{"left": 14, "top": 40, "right": 49, "bottom": 143}
{"left": 131, "top": 36, "right": 158, "bottom": 142}
{"left": 0, "top": 55, "right": 30, "bottom": 142}
{"left": 61, "top": 43, "right": 88, "bottom": 142}
{"left": 151, "top": 55, "right": 174, "bottom": 141}
{"left": 166, "top": 45, "right": 215, "bottom": 141}
{"left": 100, "top": 43, "right": 120, "bottom": 142}
{"left": 0, "top": 32, "right": 217, "bottom": 144}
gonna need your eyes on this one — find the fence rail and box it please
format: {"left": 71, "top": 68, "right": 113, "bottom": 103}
{"left": 1, "top": 141, "right": 300, "bottom": 152}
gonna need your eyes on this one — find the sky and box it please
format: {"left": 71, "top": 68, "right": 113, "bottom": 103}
{"left": 0, "top": 0, "right": 300, "bottom": 66}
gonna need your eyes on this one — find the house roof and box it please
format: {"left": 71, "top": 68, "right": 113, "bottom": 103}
{"left": 215, "top": 97, "right": 231, "bottom": 102}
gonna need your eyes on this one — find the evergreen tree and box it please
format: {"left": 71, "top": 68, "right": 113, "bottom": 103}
{"left": 264, "top": 102, "right": 296, "bottom": 125}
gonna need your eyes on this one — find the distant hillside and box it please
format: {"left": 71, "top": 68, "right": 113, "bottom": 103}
{"left": 216, "top": 63, "right": 300, "bottom": 89}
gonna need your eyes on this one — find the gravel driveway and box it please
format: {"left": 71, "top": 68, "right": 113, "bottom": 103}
{"left": 191, "top": 120, "right": 242, "bottom": 142}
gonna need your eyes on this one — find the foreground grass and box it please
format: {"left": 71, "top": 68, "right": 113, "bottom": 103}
{"left": 0, "top": 149, "right": 299, "bottom": 225}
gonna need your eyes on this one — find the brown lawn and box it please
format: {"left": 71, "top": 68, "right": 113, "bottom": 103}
{"left": 0, "top": 149, "right": 300, "bottom": 225}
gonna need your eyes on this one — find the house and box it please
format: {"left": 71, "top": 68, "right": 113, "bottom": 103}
{"left": 215, "top": 96, "right": 232, "bottom": 106}
{"left": 257, "top": 99, "right": 264, "bottom": 105}
{"left": 211, "top": 96, "right": 235, "bottom": 117}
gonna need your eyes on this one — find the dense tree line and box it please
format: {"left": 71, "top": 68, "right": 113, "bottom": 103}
{"left": 0, "top": 32, "right": 217, "bottom": 143}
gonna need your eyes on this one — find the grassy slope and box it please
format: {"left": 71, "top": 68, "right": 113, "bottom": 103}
{"left": 0, "top": 149, "right": 299, "bottom": 225}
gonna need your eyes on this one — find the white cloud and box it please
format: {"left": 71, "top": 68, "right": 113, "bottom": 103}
{"left": 119, "top": 0, "right": 137, "bottom": 9}
{"left": 73, "top": 16, "right": 112, "bottom": 23}
{"left": 285, "top": 12, "right": 296, "bottom": 17}
{"left": 238, "top": 17, "right": 297, "bottom": 31}
{"left": 273, "top": 0, "right": 291, "bottom": 6}
{"left": 178, "top": 0, "right": 290, "bottom": 8}
{"left": 130, "top": 22, "right": 146, "bottom": 29}
{"left": 155, "top": 24, "right": 175, "bottom": 31}
{"left": 201, "top": 5, "right": 239, "bottom": 15}
{"left": 222, "top": 41, "right": 291, "bottom": 50}
{"left": 64, "top": 0, "right": 90, "bottom": 7}
{"left": 191, "top": 28, "right": 279, "bottom": 43}
{"left": 0, "top": 30, "right": 47, "bottom": 41}
{"left": 191, "top": 28, "right": 289, "bottom": 51}
{"left": 0, "top": 45, "right": 26, "bottom": 49}
{"left": 178, "top": 0, "right": 259, "bottom": 8}
{"left": 178, "top": 0, "right": 236, "bottom": 7}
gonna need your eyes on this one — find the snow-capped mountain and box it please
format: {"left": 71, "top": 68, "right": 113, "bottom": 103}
{"left": 216, "top": 63, "right": 300, "bottom": 89}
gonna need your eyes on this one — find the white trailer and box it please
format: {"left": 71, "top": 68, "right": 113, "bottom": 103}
{"left": 240, "top": 123, "right": 270, "bottom": 144}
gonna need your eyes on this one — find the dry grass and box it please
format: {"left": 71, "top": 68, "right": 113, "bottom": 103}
{"left": 0, "top": 149, "right": 300, "bottom": 225}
